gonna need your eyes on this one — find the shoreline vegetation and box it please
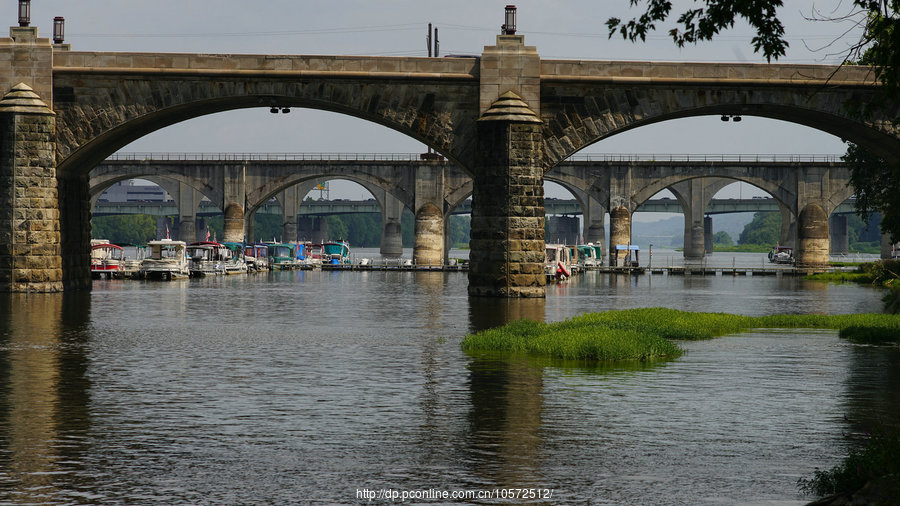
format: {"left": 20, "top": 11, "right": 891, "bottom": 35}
{"left": 461, "top": 308, "right": 900, "bottom": 362}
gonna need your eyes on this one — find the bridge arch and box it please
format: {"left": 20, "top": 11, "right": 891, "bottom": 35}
{"left": 54, "top": 75, "right": 479, "bottom": 177}
{"left": 247, "top": 171, "right": 412, "bottom": 214}
{"left": 541, "top": 86, "right": 900, "bottom": 168}
{"left": 89, "top": 164, "right": 221, "bottom": 208}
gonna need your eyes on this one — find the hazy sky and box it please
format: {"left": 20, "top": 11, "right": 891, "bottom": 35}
{"left": 23, "top": 1, "right": 867, "bottom": 205}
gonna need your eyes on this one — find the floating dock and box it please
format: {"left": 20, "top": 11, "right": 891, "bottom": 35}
{"left": 320, "top": 263, "right": 469, "bottom": 272}
{"left": 594, "top": 266, "right": 831, "bottom": 276}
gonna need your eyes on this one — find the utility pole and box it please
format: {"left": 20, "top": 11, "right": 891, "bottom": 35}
{"left": 426, "top": 23, "right": 439, "bottom": 57}
{"left": 423, "top": 23, "right": 440, "bottom": 158}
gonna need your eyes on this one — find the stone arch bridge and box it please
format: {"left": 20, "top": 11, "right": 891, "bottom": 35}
{"left": 89, "top": 155, "right": 856, "bottom": 266}
{"left": 2, "top": 22, "right": 897, "bottom": 295}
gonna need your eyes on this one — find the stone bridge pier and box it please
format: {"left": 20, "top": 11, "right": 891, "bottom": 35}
{"left": 379, "top": 191, "right": 404, "bottom": 258}
{"left": 467, "top": 35, "right": 546, "bottom": 297}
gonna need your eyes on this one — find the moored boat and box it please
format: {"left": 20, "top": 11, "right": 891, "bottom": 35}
{"left": 304, "top": 242, "right": 324, "bottom": 268}
{"left": 267, "top": 243, "right": 299, "bottom": 270}
{"left": 139, "top": 239, "right": 189, "bottom": 280}
{"left": 768, "top": 245, "right": 794, "bottom": 264}
{"left": 577, "top": 244, "right": 600, "bottom": 269}
{"left": 323, "top": 240, "right": 351, "bottom": 265}
{"left": 545, "top": 243, "right": 575, "bottom": 280}
{"left": 243, "top": 243, "right": 269, "bottom": 272}
{"left": 90, "top": 240, "right": 125, "bottom": 279}
{"left": 186, "top": 241, "right": 247, "bottom": 276}
{"left": 221, "top": 242, "right": 249, "bottom": 274}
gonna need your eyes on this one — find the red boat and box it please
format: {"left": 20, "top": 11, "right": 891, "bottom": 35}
{"left": 91, "top": 241, "right": 125, "bottom": 279}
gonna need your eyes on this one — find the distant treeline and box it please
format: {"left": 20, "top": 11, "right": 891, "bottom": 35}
{"left": 732, "top": 211, "right": 883, "bottom": 253}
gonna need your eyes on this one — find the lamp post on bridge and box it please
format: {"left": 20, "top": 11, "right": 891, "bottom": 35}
{"left": 18, "top": 0, "right": 30, "bottom": 27}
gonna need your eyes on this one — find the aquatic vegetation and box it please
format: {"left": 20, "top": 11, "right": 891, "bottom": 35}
{"left": 808, "top": 259, "right": 900, "bottom": 286}
{"left": 461, "top": 308, "right": 900, "bottom": 361}
{"left": 461, "top": 317, "right": 682, "bottom": 361}
{"left": 799, "top": 425, "right": 900, "bottom": 502}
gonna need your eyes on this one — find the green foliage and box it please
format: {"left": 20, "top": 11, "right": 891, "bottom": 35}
{"left": 448, "top": 215, "right": 472, "bottom": 249}
{"left": 462, "top": 308, "right": 900, "bottom": 362}
{"left": 845, "top": 142, "right": 900, "bottom": 243}
{"left": 738, "top": 212, "right": 781, "bottom": 245}
{"left": 462, "top": 313, "right": 683, "bottom": 361}
{"left": 91, "top": 215, "right": 157, "bottom": 244}
{"left": 712, "top": 230, "right": 733, "bottom": 246}
{"left": 807, "top": 260, "right": 900, "bottom": 289}
{"left": 253, "top": 214, "right": 283, "bottom": 242}
{"left": 205, "top": 216, "right": 224, "bottom": 241}
{"left": 852, "top": 2, "right": 900, "bottom": 110}
{"left": 606, "top": 0, "right": 789, "bottom": 62}
{"left": 799, "top": 425, "right": 900, "bottom": 500}
{"left": 712, "top": 244, "right": 772, "bottom": 253}
{"left": 325, "top": 215, "right": 349, "bottom": 243}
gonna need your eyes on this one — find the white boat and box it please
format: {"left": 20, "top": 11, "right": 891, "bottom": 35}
{"left": 577, "top": 244, "right": 601, "bottom": 269}
{"left": 139, "top": 239, "right": 189, "bottom": 280}
{"left": 768, "top": 245, "right": 794, "bottom": 264}
{"left": 90, "top": 240, "right": 125, "bottom": 279}
{"left": 186, "top": 241, "right": 247, "bottom": 276}
{"left": 545, "top": 243, "right": 574, "bottom": 280}
{"left": 243, "top": 243, "right": 269, "bottom": 272}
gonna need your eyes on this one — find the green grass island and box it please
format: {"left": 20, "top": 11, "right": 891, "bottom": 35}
{"left": 461, "top": 308, "right": 900, "bottom": 363}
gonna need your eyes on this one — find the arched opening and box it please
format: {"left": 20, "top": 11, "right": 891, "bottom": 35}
{"left": 543, "top": 181, "right": 582, "bottom": 244}
{"left": 558, "top": 115, "right": 860, "bottom": 266}
{"left": 706, "top": 181, "right": 786, "bottom": 255}
{"left": 87, "top": 107, "right": 452, "bottom": 262}
{"left": 293, "top": 179, "right": 382, "bottom": 247}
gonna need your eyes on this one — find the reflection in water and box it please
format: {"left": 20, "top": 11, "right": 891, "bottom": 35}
{"left": 843, "top": 344, "right": 900, "bottom": 433}
{"left": 0, "top": 293, "right": 91, "bottom": 503}
{"left": 468, "top": 298, "right": 546, "bottom": 333}
{"left": 466, "top": 356, "right": 544, "bottom": 489}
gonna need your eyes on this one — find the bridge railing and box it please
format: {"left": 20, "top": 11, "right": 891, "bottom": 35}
{"left": 564, "top": 153, "right": 843, "bottom": 163}
{"left": 105, "top": 152, "right": 428, "bottom": 162}
{"left": 106, "top": 152, "right": 844, "bottom": 163}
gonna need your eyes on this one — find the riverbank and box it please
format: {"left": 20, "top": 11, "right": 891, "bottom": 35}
{"left": 461, "top": 308, "right": 900, "bottom": 361}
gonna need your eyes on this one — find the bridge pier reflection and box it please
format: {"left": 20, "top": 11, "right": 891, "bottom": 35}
{"left": 0, "top": 292, "right": 93, "bottom": 502}
{"left": 468, "top": 297, "right": 545, "bottom": 333}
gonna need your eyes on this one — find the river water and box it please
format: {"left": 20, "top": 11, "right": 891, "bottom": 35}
{"left": 1, "top": 249, "right": 898, "bottom": 504}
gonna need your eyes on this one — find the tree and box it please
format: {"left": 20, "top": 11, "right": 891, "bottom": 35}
{"left": 846, "top": 143, "right": 900, "bottom": 241}
{"left": 712, "top": 231, "right": 733, "bottom": 246}
{"left": 91, "top": 215, "right": 157, "bottom": 244}
{"left": 607, "top": 1, "right": 900, "bottom": 241}
{"left": 738, "top": 212, "right": 781, "bottom": 245}
{"left": 606, "top": 0, "right": 789, "bottom": 62}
